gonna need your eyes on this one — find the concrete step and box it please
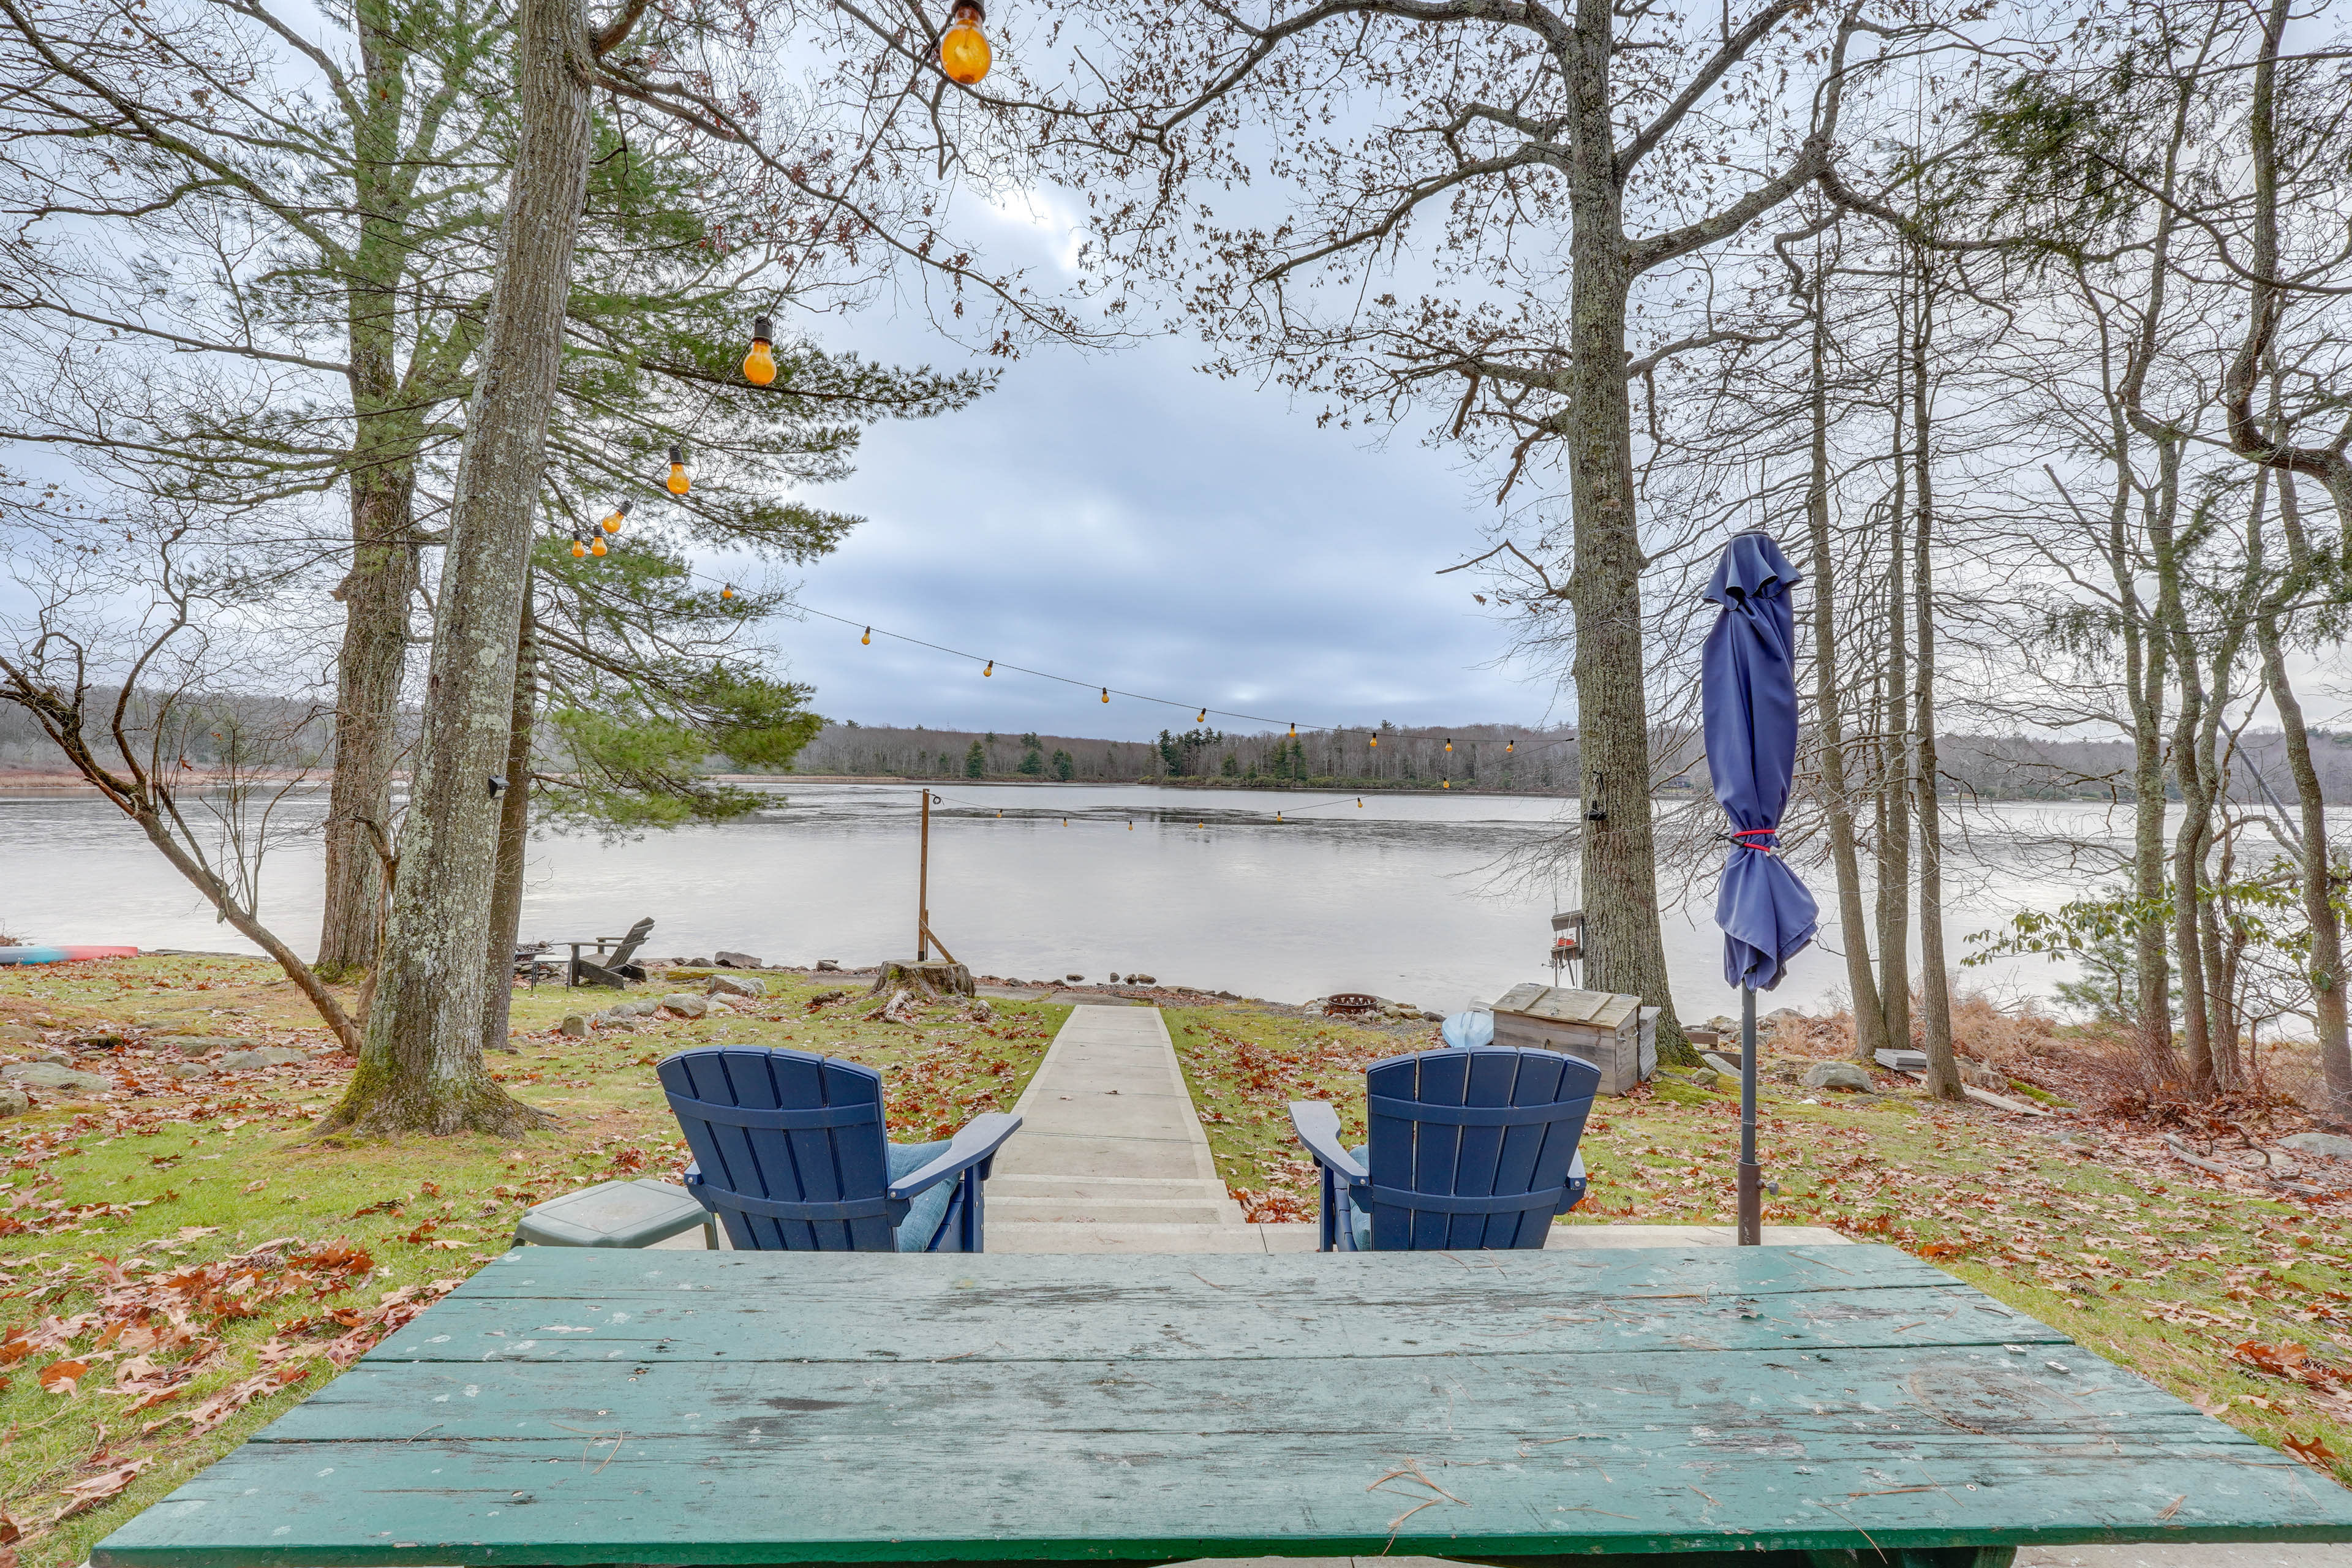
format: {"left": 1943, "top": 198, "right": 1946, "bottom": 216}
{"left": 990, "top": 1221, "right": 1280, "bottom": 1254}
{"left": 991, "top": 1198, "right": 1239, "bottom": 1225}
{"left": 987, "top": 1173, "right": 1231, "bottom": 1201}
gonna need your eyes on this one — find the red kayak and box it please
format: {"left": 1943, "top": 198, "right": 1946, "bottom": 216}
{"left": 0, "top": 945, "right": 141, "bottom": 965}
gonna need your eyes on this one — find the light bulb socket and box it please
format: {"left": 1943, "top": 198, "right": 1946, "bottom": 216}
{"left": 616, "top": 500, "right": 633, "bottom": 518}
{"left": 752, "top": 315, "right": 772, "bottom": 342}
{"left": 951, "top": 0, "right": 984, "bottom": 19}
{"left": 669, "top": 444, "right": 684, "bottom": 464}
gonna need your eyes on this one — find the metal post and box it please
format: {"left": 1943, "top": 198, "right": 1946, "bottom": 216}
{"left": 918, "top": 789, "right": 931, "bottom": 962}
{"left": 1737, "top": 986, "right": 1762, "bottom": 1245}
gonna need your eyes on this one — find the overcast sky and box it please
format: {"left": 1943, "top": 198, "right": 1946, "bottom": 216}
{"left": 731, "top": 195, "right": 1557, "bottom": 744}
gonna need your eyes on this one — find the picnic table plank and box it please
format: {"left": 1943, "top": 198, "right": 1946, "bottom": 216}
{"left": 94, "top": 1248, "right": 2352, "bottom": 1568}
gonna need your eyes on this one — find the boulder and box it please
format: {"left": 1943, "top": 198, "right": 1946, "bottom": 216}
{"left": 706, "top": 973, "right": 766, "bottom": 999}
{"left": 160, "top": 1037, "right": 253, "bottom": 1057}
{"left": 3, "top": 1061, "right": 110, "bottom": 1093}
{"left": 1959, "top": 1059, "right": 2010, "bottom": 1092}
{"left": 1701, "top": 1052, "right": 1744, "bottom": 1077}
{"left": 657, "top": 993, "right": 710, "bottom": 1019}
{"left": 1801, "top": 1060, "right": 1875, "bottom": 1093}
{"left": 1129, "top": 973, "right": 1157, "bottom": 985}
{"left": 559, "top": 1014, "right": 592, "bottom": 1039}
{"left": 2283, "top": 1131, "right": 2352, "bottom": 1163}
{"left": 600, "top": 1017, "right": 641, "bottom": 1033}
{"left": 1683, "top": 1066, "right": 1722, "bottom": 1091}
{"left": 164, "top": 1062, "right": 214, "bottom": 1080}
{"left": 1066, "top": 973, "right": 1084, "bottom": 982}
{"left": 815, "top": 959, "right": 841, "bottom": 971}
{"left": 715, "top": 951, "right": 763, "bottom": 970}
{"left": 70, "top": 1032, "right": 129, "bottom": 1051}
{"left": 216, "top": 1047, "right": 311, "bottom": 1070}
{"left": 685, "top": 957, "right": 714, "bottom": 968}
{"left": 0, "top": 1087, "right": 26, "bottom": 1117}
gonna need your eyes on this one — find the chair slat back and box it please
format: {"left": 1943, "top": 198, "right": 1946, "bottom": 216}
{"left": 1362, "top": 1046, "right": 1599, "bottom": 1250}
{"left": 660, "top": 1047, "right": 895, "bottom": 1251}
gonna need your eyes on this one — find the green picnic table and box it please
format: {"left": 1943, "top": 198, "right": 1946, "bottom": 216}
{"left": 94, "top": 1245, "right": 2352, "bottom": 1568}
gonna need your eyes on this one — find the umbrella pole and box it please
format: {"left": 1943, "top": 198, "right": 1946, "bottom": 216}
{"left": 1737, "top": 985, "right": 1762, "bottom": 1245}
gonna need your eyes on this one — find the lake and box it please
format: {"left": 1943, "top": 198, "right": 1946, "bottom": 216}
{"left": 0, "top": 780, "right": 2215, "bottom": 1019}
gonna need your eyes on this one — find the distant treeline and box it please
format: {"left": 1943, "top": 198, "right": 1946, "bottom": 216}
{"left": 15, "top": 700, "right": 2352, "bottom": 804}
{"left": 788, "top": 720, "right": 2352, "bottom": 802}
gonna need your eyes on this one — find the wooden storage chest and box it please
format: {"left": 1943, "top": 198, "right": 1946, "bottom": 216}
{"left": 1490, "top": 984, "right": 1653, "bottom": 1095}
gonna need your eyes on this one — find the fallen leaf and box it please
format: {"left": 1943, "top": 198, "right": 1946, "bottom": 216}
{"left": 242, "top": 1180, "right": 267, "bottom": 1194}
{"left": 38, "top": 1359, "right": 88, "bottom": 1394}
{"left": 2285, "top": 1433, "right": 2339, "bottom": 1469}
{"left": 53, "top": 1458, "right": 149, "bottom": 1520}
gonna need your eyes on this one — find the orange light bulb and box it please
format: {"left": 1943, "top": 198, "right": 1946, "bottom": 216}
{"left": 601, "top": 500, "right": 631, "bottom": 535}
{"left": 1507, "top": 739, "right": 1515, "bottom": 753}
{"left": 570, "top": 538, "right": 586, "bottom": 559}
{"left": 982, "top": 660, "right": 993, "bottom": 676}
{"left": 1196, "top": 707, "right": 1206, "bottom": 723}
{"left": 1445, "top": 737, "right": 1453, "bottom": 752}
{"left": 940, "top": 1, "right": 989, "bottom": 84}
{"left": 1101, "top": 687, "right": 1109, "bottom": 703}
{"left": 1288, "top": 723, "right": 1296, "bottom": 737}
{"left": 666, "top": 444, "right": 690, "bottom": 496}
{"left": 861, "top": 627, "right": 872, "bottom": 645}
{"left": 590, "top": 537, "right": 607, "bottom": 557}
{"left": 743, "top": 315, "right": 777, "bottom": 386}
{"left": 722, "top": 584, "right": 736, "bottom": 600}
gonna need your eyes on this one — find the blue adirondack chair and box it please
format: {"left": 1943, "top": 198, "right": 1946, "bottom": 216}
{"left": 660, "top": 1047, "right": 1022, "bottom": 1252}
{"left": 1289, "top": 1045, "right": 1599, "bottom": 1251}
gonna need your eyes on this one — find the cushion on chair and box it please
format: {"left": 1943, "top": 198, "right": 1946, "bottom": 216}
{"left": 887, "top": 1139, "right": 954, "bottom": 1252}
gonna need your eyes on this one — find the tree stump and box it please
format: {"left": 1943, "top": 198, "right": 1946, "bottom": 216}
{"left": 869, "top": 960, "right": 974, "bottom": 999}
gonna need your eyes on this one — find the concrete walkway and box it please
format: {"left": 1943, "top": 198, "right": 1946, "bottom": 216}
{"left": 987, "top": 1004, "right": 1850, "bottom": 1254}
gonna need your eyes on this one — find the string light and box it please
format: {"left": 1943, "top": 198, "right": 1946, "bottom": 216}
{"left": 1289, "top": 722, "right": 1297, "bottom": 737}
{"left": 600, "top": 500, "right": 631, "bottom": 535}
{"left": 983, "top": 660, "right": 993, "bottom": 677}
{"left": 1370, "top": 735, "right": 1378, "bottom": 748}
{"left": 570, "top": 537, "right": 587, "bottom": 559}
{"left": 722, "top": 584, "right": 736, "bottom": 600}
{"left": 940, "top": 0, "right": 990, "bottom": 84}
{"left": 666, "top": 445, "right": 690, "bottom": 496}
{"left": 1507, "top": 739, "right": 1515, "bottom": 754}
{"left": 589, "top": 537, "right": 608, "bottom": 557}
{"left": 742, "top": 315, "right": 777, "bottom": 386}
{"left": 1101, "top": 688, "right": 1109, "bottom": 703}
{"left": 1445, "top": 737, "right": 1453, "bottom": 753}
{"left": 862, "top": 627, "right": 872, "bottom": 645}
{"left": 1196, "top": 707, "right": 1207, "bottom": 723}
{"left": 1442, "top": 778, "right": 1450, "bottom": 790}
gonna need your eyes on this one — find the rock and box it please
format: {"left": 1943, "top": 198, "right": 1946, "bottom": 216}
{"left": 657, "top": 993, "right": 709, "bottom": 1019}
{"left": 216, "top": 1047, "right": 311, "bottom": 1070}
{"left": 1701, "top": 1052, "right": 1744, "bottom": 1077}
{"left": 1130, "top": 973, "right": 1157, "bottom": 985}
{"left": 805, "top": 990, "right": 847, "bottom": 1008}
{"left": 1959, "top": 1059, "right": 2010, "bottom": 1092}
{"left": 70, "top": 1032, "right": 129, "bottom": 1051}
{"left": 1801, "top": 1060, "right": 1875, "bottom": 1093}
{"left": 1705, "top": 1014, "right": 1738, "bottom": 1035}
{"left": 2, "top": 1061, "right": 110, "bottom": 1093}
{"left": 685, "top": 957, "right": 713, "bottom": 968}
{"left": 1066, "top": 974, "right": 1084, "bottom": 982}
{"left": 706, "top": 973, "right": 766, "bottom": 998}
{"left": 0, "top": 1086, "right": 24, "bottom": 1117}
{"left": 2283, "top": 1131, "right": 2352, "bottom": 1163}
{"left": 600, "top": 1017, "right": 641, "bottom": 1033}
{"left": 815, "top": 959, "right": 841, "bottom": 971}
{"left": 559, "top": 1014, "right": 592, "bottom": 1039}
{"left": 31, "top": 1048, "right": 70, "bottom": 1066}
{"left": 164, "top": 1062, "right": 214, "bottom": 1080}
{"left": 160, "top": 1037, "right": 253, "bottom": 1057}
{"left": 715, "top": 951, "right": 763, "bottom": 970}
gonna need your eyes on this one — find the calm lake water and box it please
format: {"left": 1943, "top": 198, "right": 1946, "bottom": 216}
{"left": 0, "top": 781, "right": 2247, "bottom": 1019}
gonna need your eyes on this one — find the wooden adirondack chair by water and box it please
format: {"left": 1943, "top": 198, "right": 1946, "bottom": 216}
{"left": 1289, "top": 1046, "right": 1599, "bottom": 1251}
{"left": 660, "top": 1047, "right": 1022, "bottom": 1251}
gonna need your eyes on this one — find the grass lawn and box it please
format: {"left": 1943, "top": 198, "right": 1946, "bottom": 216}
{"left": 1164, "top": 1003, "right": 2352, "bottom": 1491}
{"left": 0, "top": 955, "right": 1066, "bottom": 1567}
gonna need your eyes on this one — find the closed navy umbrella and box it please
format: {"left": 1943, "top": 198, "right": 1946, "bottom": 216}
{"left": 1700, "top": 532, "right": 1819, "bottom": 1245}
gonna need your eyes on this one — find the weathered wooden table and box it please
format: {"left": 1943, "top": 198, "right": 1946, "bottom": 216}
{"left": 95, "top": 1246, "right": 2352, "bottom": 1568}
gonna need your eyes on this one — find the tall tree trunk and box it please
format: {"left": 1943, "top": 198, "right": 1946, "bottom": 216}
{"left": 318, "top": 0, "right": 594, "bottom": 1137}
{"left": 1564, "top": 0, "right": 1689, "bottom": 1065}
{"left": 1908, "top": 269, "right": 1959, "bottom": 1100}
{"left": 2120, "top": 481, "right": 2176, "bottom": 1082}
{"left": 2257, "top": 592, "right": 2352, "bottom": 1123}
{"left": 1877, "top": 297, "right": 1912, "bottom": 1052}
{"left": 1804, "top": 281, "right": 1887, "bottom": 1064}
{"left": 482, "top": 596, "right": 538, "bottom": 1057}
{"left": 317, "top": 2, "right": 426, "bottom": 978}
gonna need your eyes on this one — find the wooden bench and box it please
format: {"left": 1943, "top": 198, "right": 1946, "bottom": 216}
{"left": 94, "top": 1245, "right": 2352, "bottom": 1568}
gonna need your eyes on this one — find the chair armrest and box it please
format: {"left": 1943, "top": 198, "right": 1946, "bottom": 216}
{"left": 1556, "top": 1150, "right": 1588, "bottom": 1214}
{"left": 681, "top": 1163, "right": 720, "bottom": 1213}
{"left": 1288, "top": 1102, "right": 1365, "bottom": 1185}
{"left": 888, "top": 1112, "right": 1024, "bottom": 1200}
